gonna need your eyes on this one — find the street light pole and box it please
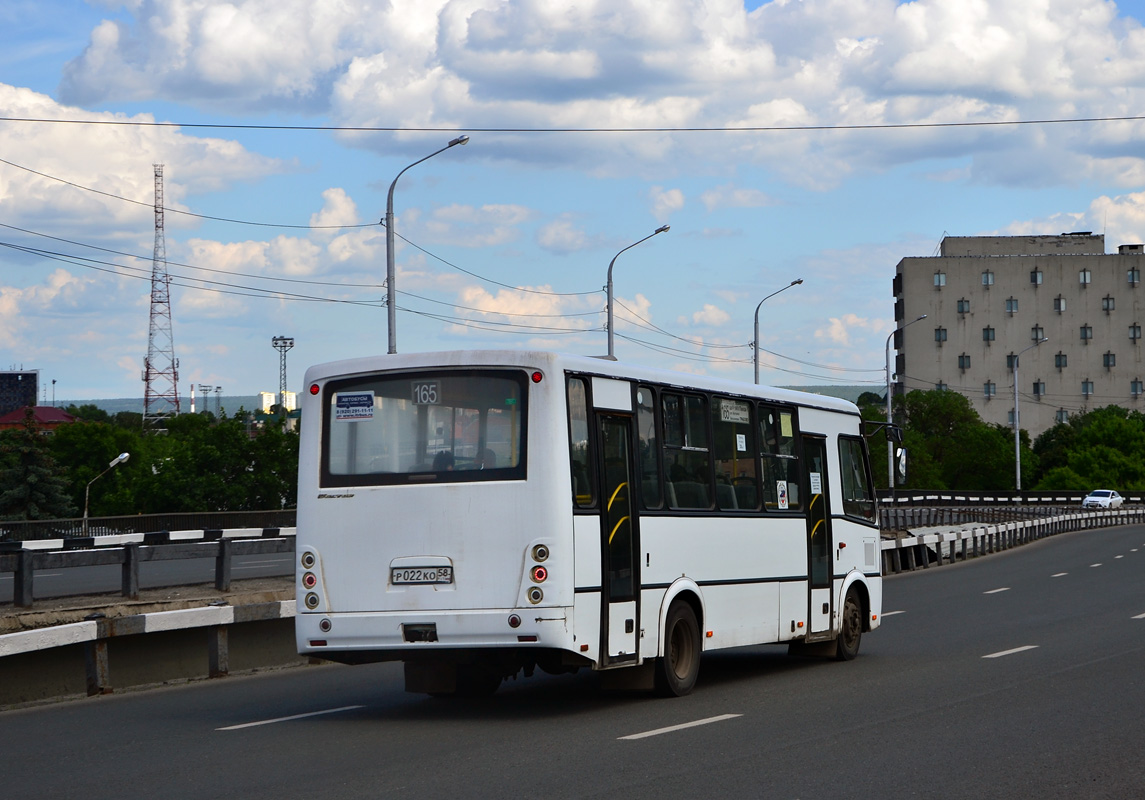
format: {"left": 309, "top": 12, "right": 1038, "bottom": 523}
{"left": 753, "top": 279, "right": 803, "bottom": 384}
{"left": 83, "top": 452, "right": 130, "bottom": 537}
{"left": 1014, "top": 337, "right": 1048, "bottom": 490}
{"left": 385, "top": 135, "right": 470, "bottom": 355}
{"left": 886, "top": 315, "right": 927, "bottom": 490}
{"left": 606, "top": 225, "right": 670, "bottom": 359}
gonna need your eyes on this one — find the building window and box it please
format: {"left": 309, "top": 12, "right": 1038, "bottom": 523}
{"left": 935, "top": 382, "right": 948, "bottom": 391}
{"left": 1133, "top": 380, "right": 1144, "bottom": 398}
{"left": 1080, "top": 269, "right": 1092, "bottom": 285}
{"left": 1031, "top": 269, "right": 1043, "bottom": 286}
{"left": 1006, "top": 353, "right": 1018, "bottom": 370}
{"left": 958, "top": 353, "right": 971, "bottom": 370}
{"left": 1080, "top": 325, "right": 1093, "bottom": 342}
{"left": 1054, "top": 296, "right": 1066, "bottom": 313}
{"left": 983, "top": 326, "right": 995, "bottom": 343}
{"left": 1033, "top": 380, "right": 1046, "bottom": 398}
{"left": 1104, "top": 352, "right": 1116, "bottom": 369}
{"left": 934, "top": 327, "right": 947, "bottom": 343}
{"left": 1103, "top": 295, "right": 1115, "bottom": 313}
{"left": 1055, "top": 352, "right": 1068, "bottom": 369}
{"left": 1005, "top": 297, "right": 1019, "bottom": 314}
{"left": 982, "top": 270, "right": 995, "bottom": 286}
{"left": 1056, "top": 409, "right": 1069, "bottom": 424}
{"left": 1008, "top": 410, "right": 1016, "bottom": 426}
{"left": 1031, "top": 325, "right": 1044, "bottom": 341}
{"left": 984, "top": 381, "right": 996, "bottom": 398}
{"left": 934, "top": 271, "right": 946, "bottom": 288}
{"left": 1132, "top": 324, "right": 1142, "bottom": 342}
{"left": 1082, "top": 380, "right": 1094, "bottom": 397}
{"left": 1130, "top": 268, "right": 1141, "bottom": 286}
{"left": 957, "top": 298, "right": 970, "bottom": 314}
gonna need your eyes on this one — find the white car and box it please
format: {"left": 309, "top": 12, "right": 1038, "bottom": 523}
{"left": 1082, "top": 489, "right": 1123, "bottom": 509}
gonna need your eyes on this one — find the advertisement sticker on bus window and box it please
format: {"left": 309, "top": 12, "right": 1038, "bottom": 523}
{"left": 736, "top": 433, "right": 747, "bottom": 452}
{"left": 777, "top": 481, "right": 788, "bottom": 509}
{"left": 810, "top": 472, "right": 822, "bottom": 495}
{"left": 719, "top": 398, "right": 751, "bottom": 424}
{"left": 335, "top": 391, "right": 375, "bottom": 421}
{"left": 780, "top": 412, "right": 793, "bottom": 438}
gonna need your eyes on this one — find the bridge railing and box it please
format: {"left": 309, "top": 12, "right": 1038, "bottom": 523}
{"left": 0, "top": 510, "right": 296, "bottom": 542}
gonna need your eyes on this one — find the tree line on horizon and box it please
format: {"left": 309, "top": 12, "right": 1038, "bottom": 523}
{"left": 859, "top": 389, "right": 1145, "bottom": 493}
{"left": 0, "top": 405, "right": 298, "bottom": 522}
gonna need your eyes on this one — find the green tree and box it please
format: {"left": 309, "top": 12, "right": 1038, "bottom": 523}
{"left": 48, "top": 420, "right": 144, "bottom": 515}
{"left": 1032, "top": 406, "right": 1145, "bottom": 490}
{"left": 0, "top": 409, "right": 78, "bottom": 520}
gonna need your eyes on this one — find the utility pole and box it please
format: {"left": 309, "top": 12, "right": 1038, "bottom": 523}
{"left": 143, "top": 164, "right": 181, "bottom": 431}
{"left": 272, "top": 337, "right": 294, "bottom": 418}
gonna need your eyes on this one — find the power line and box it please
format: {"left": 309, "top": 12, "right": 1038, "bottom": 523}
{"left": 0, "top": 156, "right": 374, "bottom": 230}
{"left": 4, "top": 113, "right": 1145, "bottom": 134}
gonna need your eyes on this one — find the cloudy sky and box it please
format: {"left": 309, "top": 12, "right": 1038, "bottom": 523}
{"left": 5, "top": 0, "right": 1145, "bottom": 402}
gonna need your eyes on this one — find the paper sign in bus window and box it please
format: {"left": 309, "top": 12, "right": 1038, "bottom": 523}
{"left": 810, "top": 472, "right": 822, "bottom": 495}
{"left": 736, "top": 433, "right": 746, "bottom": 452}
{"left": 777, "top": 481, "right": 788, "bottom": 509}
{"left": 335, "top": 391, "right": 375, "bottom": 421}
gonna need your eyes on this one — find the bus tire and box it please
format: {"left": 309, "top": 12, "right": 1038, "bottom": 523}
{"left": 835, "top": 588, "right": 862, "bottom": 661}
{"left": 655, "top": 600, "right": 701, "bottom": 697}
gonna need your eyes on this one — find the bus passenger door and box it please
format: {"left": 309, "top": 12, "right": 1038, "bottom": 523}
{"left": 597, "top": 414, "right": 639, "bottom": 665}
{"left": 803, "top": 436, "right": 833, "bottom": 636}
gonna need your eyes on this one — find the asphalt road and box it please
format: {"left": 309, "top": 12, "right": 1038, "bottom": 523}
{"left": 3, "top": 524, "right": 1144, "bottom": 799}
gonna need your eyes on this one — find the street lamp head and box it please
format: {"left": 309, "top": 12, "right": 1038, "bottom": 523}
{"left": 448, "top": 134, "right": 470, "bottom": 147}
{"left": 791, "top": 279, "right": 804, "bottom": 286}
{"left": 916, "top": 314, "right": 927, "bottom": 321}
{"left": 655, "top": 225, "right": 670, "bottom": 234}
{"left": 111, "top": 452, "right": 130, "bottom": 468}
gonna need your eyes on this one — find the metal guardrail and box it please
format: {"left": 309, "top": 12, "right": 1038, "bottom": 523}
{"left": 880, "top": 507, "right": 1143, "bottom": 574}
{"left": 877, "top": 490, "right": 1144, "bottom": 507}
{"left": 0, "top": 527, "right": 296, "bottom": 608}
{"left": 0, "top": 510, "right": 296, "bottom": 542}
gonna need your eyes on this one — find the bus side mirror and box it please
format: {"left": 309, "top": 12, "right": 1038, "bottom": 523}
{"left": 886, "top": 425, "right": 903, "bottom": 444}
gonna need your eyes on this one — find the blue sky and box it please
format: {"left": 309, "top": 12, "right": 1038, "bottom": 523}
{"left": 5, "top": 0, "right": 1145, "bottom": 400}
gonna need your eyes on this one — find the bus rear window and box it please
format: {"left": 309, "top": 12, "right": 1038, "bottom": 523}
{"left": 321, "top": 369, "right": 527, "bottom": 486}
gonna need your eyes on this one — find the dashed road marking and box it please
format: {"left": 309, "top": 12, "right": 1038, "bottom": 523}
{"left": 882, "top": 610, "right": 906, "bottom": 617}
{"left": 619, "top": 713, "right": 742, "bottom": 740}
{"left": 984, "top": 587, "right": 1010, "bottom": 594}
{"left": 217, "top": 705, "right": 365, "bottom": 731}
{"left": 1052, "top": 572, "right": 1068, "bottom": 578}
{"left": 983, "top": 645, "right": 1039, "bottom": 659}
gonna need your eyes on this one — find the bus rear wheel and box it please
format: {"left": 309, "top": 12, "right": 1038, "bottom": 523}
{"left": 655, "top": 601, "right": 701, "bottom": 697}
{"left": 835, "top": 589, "right": 862, "bottom": 661}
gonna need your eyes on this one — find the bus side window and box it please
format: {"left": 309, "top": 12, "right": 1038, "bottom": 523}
{"left": 661, "top": 392, "right": 712, "bottom": 510}
{"left": 712, "top": 396, "right": 758, "bottom": 510}
{"left": 568, "top": 377, "right": 594, "bottom": 508}
{"left": 760, "top": 406, "right": 801, "bottom": 511}
{"left": 636, "top": 386, "right": 662, "bottom": 510}
{"left": 838, "top": 436, "right": 876, "bottom": 521}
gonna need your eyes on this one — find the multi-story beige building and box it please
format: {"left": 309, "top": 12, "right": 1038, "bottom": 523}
{"left": 893, "top": 234, "right": 1145, "bottom": 438}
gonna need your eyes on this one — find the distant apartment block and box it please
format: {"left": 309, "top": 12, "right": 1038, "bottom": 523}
{"left": 260, "top": 391, "right": 297, "bottom": 413}
{"left": 0, "top": 370, "right": 38, "bottom": 416}
{"left": 893, "top": 234, "right": 1145, "bottom": 438}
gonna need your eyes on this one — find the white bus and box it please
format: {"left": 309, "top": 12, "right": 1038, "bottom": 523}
{"left": 296, "top": 350, "right": 881, "bottom": 696}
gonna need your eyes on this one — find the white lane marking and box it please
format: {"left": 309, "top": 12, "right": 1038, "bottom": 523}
{"left": 881, "top": 610, "right": 906, "bottom": 617}
{"left": 1091, "top": 563, "right": 1103, "bottom": 568}
{"left": 1052, "top": 572, "right": 1068, "bottom": 578}
{"left": 984, "top": 587, "right": 1010, "bottom": 594}
{"left": 619, "top": 713, "right": 742, "bottom": 740}
{"left": 1115, "top": 555, "right": 1124, "bottom": 559}
{"left": 1134, "top": 612, "right": 1145, "bottom": 620}
{"left": 217, "top": 705, "right": 364, "bottom": 731}
{"left": 983, "top": 645, "right": 1039, "bottom": 659}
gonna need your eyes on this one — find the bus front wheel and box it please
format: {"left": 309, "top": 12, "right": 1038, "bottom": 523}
{"left": 655, "top": 600, "right": 701, "bottom": 697}
{"left": 835, "top": 589, "right": 862, "bottom": 661}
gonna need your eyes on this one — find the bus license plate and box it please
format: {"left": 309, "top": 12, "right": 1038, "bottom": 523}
{"left": 392, "top": 566, "right": 453, "bottom": 585}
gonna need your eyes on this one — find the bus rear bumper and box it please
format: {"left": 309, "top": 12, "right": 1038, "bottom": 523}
{"left": 296, "top": 608, "right": 572, "bottom": 657}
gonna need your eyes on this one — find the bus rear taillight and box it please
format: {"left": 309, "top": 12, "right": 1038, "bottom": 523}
{"left": 303, "top": 572, "right": 317, "bottom": 589}
{"left": 530, "top": 565, "right": 547, "bottom": 583}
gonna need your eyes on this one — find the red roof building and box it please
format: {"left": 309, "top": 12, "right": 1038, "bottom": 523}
{"left": 0, "top": 406, "right": 76, "bottom": 433}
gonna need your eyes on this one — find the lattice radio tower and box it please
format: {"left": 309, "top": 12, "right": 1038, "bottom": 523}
{"left": 142, "top": 164, "right": 181, "bottom": 429}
